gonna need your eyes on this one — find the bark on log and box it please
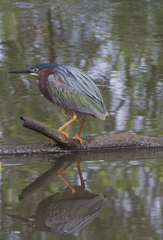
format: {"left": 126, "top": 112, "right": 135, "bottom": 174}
{"left": 20, "top": 115, "right": 163, "bottom": 150}
{"left": 1, "top": 115, "right": 163, "bottom": 155}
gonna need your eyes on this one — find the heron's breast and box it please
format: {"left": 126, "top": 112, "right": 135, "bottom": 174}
{"left": 37, "top": 76, "right": 53, "bottom": 103}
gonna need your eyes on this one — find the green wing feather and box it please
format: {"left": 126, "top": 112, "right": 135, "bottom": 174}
{"left": 47, "top": 64, "right": 108, "bottom": 119}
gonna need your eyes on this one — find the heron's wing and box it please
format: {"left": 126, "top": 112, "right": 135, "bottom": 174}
{"left": 45, "top": 197, "right": 105, "bottom": 234}
{"left": 55, "top": 65, "right": 101, "bottom": 99}
{"left": 47, "top": 65, "right": 108, "bottom": 119}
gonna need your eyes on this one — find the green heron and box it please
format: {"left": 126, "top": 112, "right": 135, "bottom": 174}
{"left": 7, "top": 186, "right": 106, "bottom": 234}
{"left": 9, "top": 63, "right": 108, "bottom": 144}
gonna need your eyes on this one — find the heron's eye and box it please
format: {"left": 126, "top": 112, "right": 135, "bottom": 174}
{"left": 29, "top": 222, "right": 35, "bottom": 228}
{"left": 30, "top": 68, "right": 38, "bottom": 72}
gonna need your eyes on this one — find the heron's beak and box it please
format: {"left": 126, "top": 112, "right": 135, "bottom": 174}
{"left": 6, "top": 214, "right": 36, "bottom": 223}
{"left": 9, "top": 68, "right": 39, "bottom": 76}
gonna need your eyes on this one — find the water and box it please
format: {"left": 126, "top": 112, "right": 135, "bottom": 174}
{"left": 2, "top": 150, "right": 163, "bottom": 239}
{"left": 1, "top": 0, "right": 163, "bottom": 239}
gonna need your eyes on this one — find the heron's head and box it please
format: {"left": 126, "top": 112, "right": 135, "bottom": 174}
{"left": 9, "top": 63, "right": 56, "bottom": 77}
{"left": 6, "top": 214, "right": 46, "bottom": 231}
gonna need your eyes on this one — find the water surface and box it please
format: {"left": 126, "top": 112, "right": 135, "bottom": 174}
{"left": 1, "top": 0, "right": 163, "bottom": 239}
{"left": 1, "top": 150, "right": 163, "bottom": 239}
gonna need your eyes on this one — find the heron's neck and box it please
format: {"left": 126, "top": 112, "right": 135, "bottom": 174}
{"left": 37, "top": 69, "right": 53, "bottom": 103}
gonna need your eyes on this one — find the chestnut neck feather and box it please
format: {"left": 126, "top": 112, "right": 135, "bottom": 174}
{"left": 36, "top": 68, "right": 54, "bottom": 104}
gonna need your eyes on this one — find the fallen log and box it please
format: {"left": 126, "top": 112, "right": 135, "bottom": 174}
{"left": 1, "top": 115, "right": 163, "bottom": 155}
{"left": 20, "top": 115, "right": 163, "bottom": 150}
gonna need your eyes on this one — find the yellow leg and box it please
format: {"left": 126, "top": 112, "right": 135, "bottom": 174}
{"left": 73, "top": 117, "right": 87, "bottom": 144}
{"left": 48, "top": 110, "right": 77, "bottom": 144}
{"left": 48, "top": 138, "right": 56, "bottom": 144}
{"left": 59, "top": 173, "right": 76, "bottom": 194}
{"left": 48, "top": 160, "right": 75, "bottom": 194}
{"left": 58, "top": 110, "right": 77, "bottom": 138}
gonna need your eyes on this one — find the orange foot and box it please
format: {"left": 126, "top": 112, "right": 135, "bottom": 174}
{"left": 48, "top": 130, "right": 68, "bottom": 144}
{"left": 58, "top": 129, "right": 69, "bottom": 139}
{"left": 73, "top": 135, "right": 82, "bottom": 144}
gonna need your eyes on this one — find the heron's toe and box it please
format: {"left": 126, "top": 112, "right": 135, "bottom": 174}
{"left": 58, "top": 130, "right": 69, "bottom": 139}
{"left": 73, "top": 135, "right": 82, "bottom": 144}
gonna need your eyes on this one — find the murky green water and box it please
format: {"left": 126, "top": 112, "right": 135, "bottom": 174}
{"left": 1, "top": 0, "right": 163, "bottom": 239}
{"left": 2, "top": 150, "right": 163, "bottom": 239}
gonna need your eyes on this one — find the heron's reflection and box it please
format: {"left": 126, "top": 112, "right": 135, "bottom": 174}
{"left": 57, "top": 161, "right": 85, "bottom": 194}
{"left": 7, "top": 161, "right": 106, "bottom": 234}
